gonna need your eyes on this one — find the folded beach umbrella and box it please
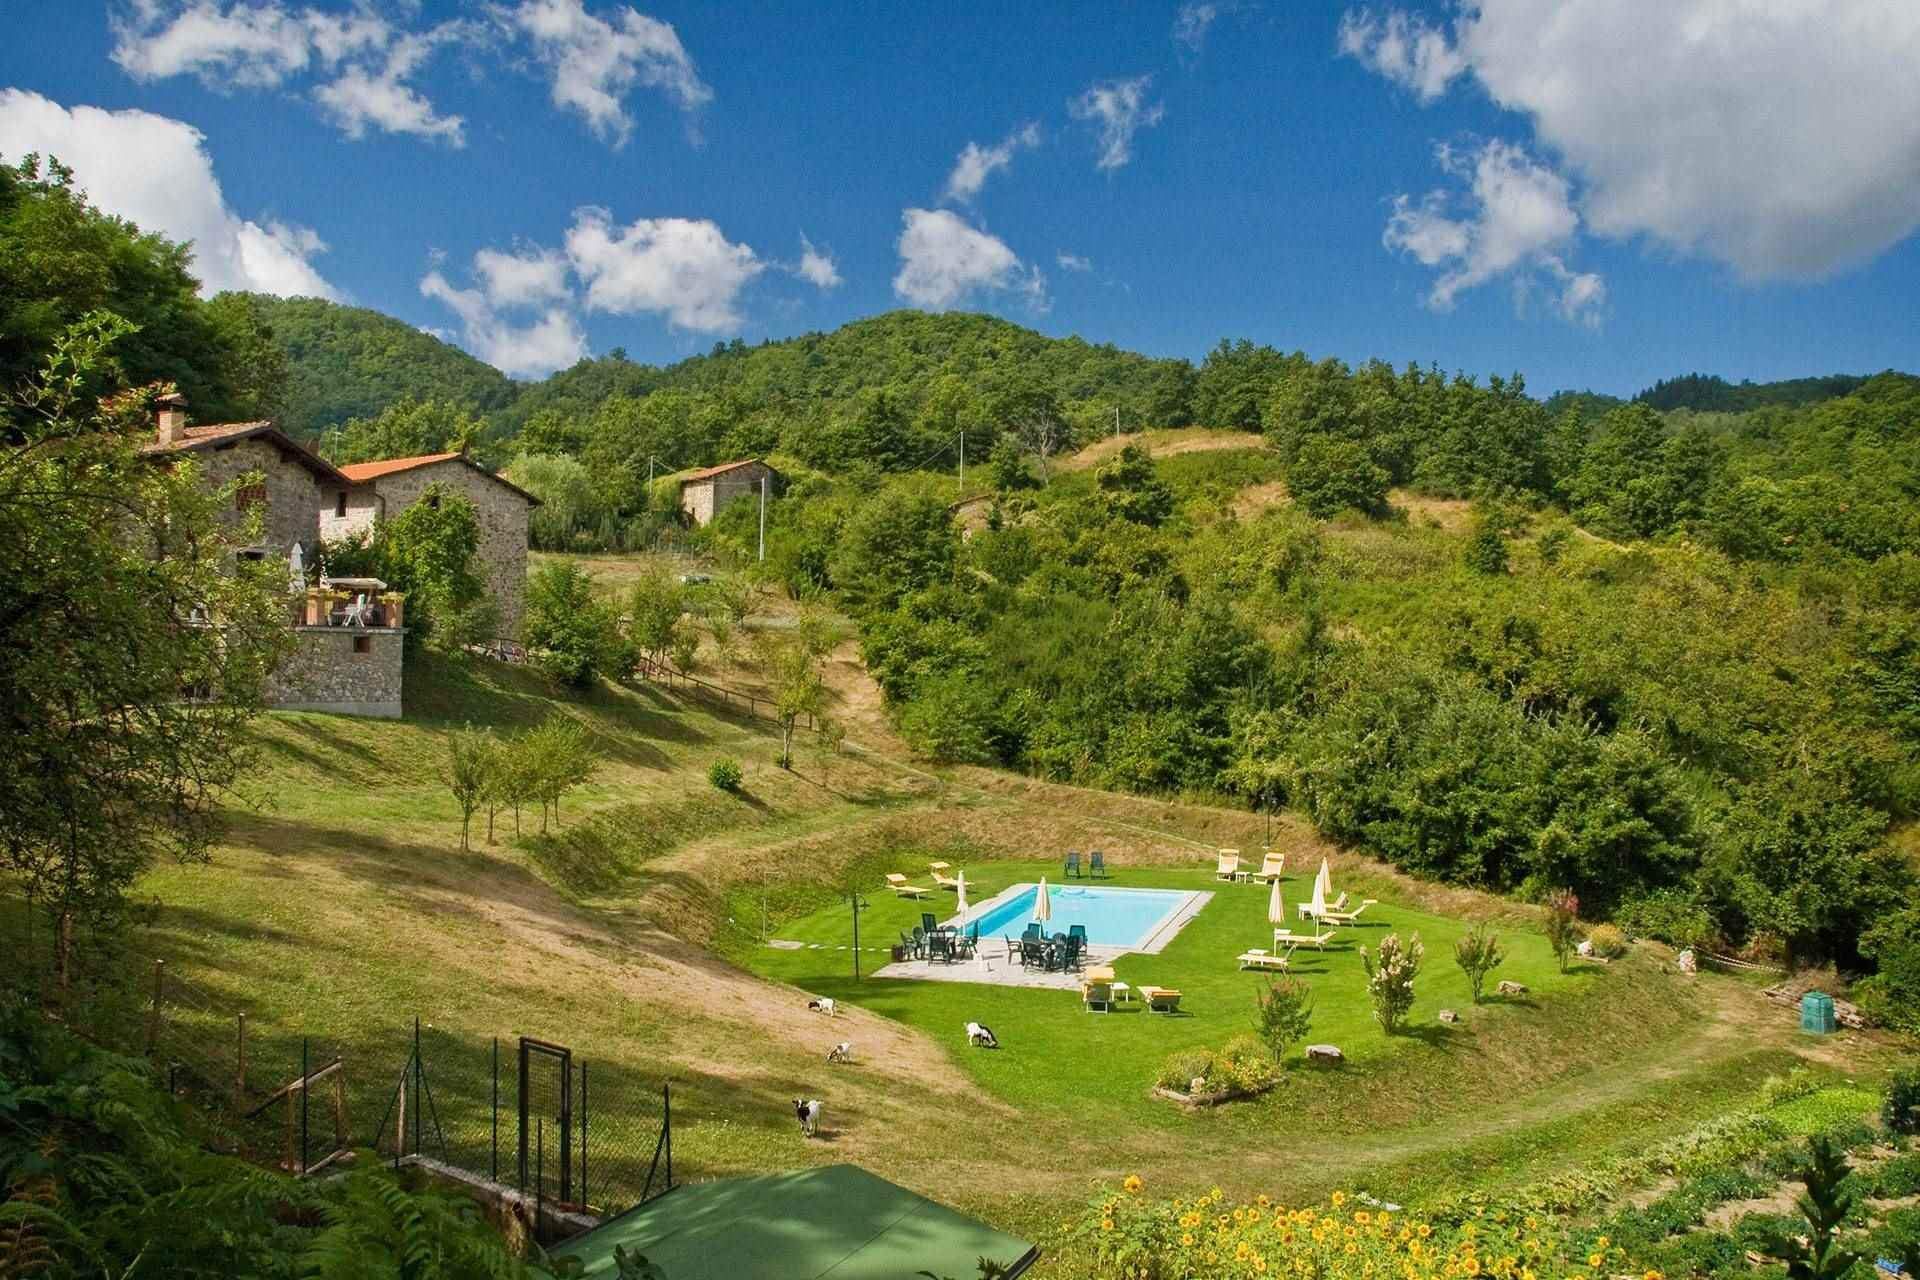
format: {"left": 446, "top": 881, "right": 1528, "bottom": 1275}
{"left": 1268, "top": 875, "right": 1285, "bottom": 927}
{"left": 1034, "top": 877, "right": 1052, "bottom": 928}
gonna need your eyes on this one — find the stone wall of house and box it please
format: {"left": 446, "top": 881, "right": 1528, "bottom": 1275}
{"left": 189, "top": 437, "right": 322, "bottom": 554}
{"left": 266, "top": 626, "right": 404, "bottom": 718}
{"left": 680, "top": 461, "right": 776, "bottom": 527}
{"left": 318, "top": 483, "right": 380, "bottom": 545}
{"left": 364, "top": 460, "right": 530, "bottom": 640}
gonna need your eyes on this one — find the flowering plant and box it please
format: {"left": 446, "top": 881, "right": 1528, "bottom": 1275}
{"left": 1058, "top": 1182, "right": 1637, "bottom": 1280}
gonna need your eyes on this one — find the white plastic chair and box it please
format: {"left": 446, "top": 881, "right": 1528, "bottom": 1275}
{"left": 341, "top": 593, "right": 370, "bottom": 627}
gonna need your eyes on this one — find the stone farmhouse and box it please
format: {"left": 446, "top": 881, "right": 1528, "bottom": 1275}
{"left": 677, "top": 458, "right": 781, "bottom": 527}
{"left": 142, "top": 394, "right": 537, "bottom": 718}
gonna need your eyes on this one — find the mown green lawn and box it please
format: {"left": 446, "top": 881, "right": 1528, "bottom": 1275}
{"left": 731, "top": 859, "right": 1577, "bottom": 1126}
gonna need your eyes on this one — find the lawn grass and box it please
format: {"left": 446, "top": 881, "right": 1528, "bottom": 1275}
{"left": 731, "top": 860, "right": 1575, "bottom": 1120}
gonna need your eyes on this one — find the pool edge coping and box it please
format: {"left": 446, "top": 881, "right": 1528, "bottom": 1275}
{"left": 947, "top": 883, "right": 1212, "bottom": 956}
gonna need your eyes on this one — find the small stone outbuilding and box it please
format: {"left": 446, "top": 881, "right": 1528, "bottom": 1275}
{"left": 678, "top": 459, "right": 781, "bottom": 527}
{"left": 325, "top": 452, "right": 541, "bottom": 640}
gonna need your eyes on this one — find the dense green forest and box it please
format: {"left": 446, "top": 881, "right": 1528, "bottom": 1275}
{"left": 237, "top": 294, "right": 516, "bottom": 437}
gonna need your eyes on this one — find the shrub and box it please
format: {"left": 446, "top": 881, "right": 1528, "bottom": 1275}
{"left": 1454, "top": 922, "right": 1505, "bottom": 1003}
{"left": 708, "top": 758, "right": 743, "bottom": 792}
{"left": 525, "top": 559, "right": 629, "bottom": 686}
{"left": 1462, "top": 521, "right": 1510, "bottom": 575}
{"left": 1616, "top": 888, "right": 1716, "bottom": 949}
{"left": 1361, "top": 932, "right": 1423, "bottom": 1035}
{"left": 1156, "top": 1048, "right": 1216, "bottom": 1092}
{"left": 1215, "top": 1035, "right": 1281, "bottom": 1094}
{"left": 1252, "top": 975, "right": 1313, "bottom": 1059}
{"left": 1587, "top": 923, "right": 1627, "bottom": 959}
{"left": 1886, "top": 1065, "right": 1920, "bottom": 1137}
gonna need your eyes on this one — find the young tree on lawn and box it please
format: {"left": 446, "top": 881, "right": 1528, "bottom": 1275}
{"left": 1253, "top": 977, "right": 1314, "bottom": 1060}
{"left": 1765, "top": 1136, "right": 1860, "bottom": 1280}
{"left": 1361, "top": 932, "right": 1424, "bottom": 1034}
{"left": 1542, "top": 889, "right": 1581, "bottom": 973}
{"left": 443, "top": 725, "right": 492, "bottom": 853}
{"left": 1454, "top": 923, "right": 1506, "bottom": 1003}
{"left": 0, "top": 315, "right": 290, "bottom": 979}
{"left": 523, "top": 714, "right": 595, "bottom": 830}
{"left": 625, "top": 568, "right": 687, "bottom": 669}
{"left": 764, "top": 637, "right": 825, "bottom": 767}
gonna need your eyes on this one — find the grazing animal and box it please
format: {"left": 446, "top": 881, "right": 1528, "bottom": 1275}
{"left": 807, "top": 997, "right": 836, "bottom": 1018}
{"left": 794, "top": 1098, "right": 822, "bottom": 1137}
{"left": 826, "top": 1041, "right": 853, "bottom": 1064}
{"left": 965, "top": 1021, "right": 999, "bottom": 1049}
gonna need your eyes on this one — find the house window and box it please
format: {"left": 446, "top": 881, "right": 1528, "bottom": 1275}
{"left": 353, "top": 635, "right": 371, "bottom": 655}
{"left": 235, "top": 483, "right": 267, "bottom": 511}
{"left": 335, "top": 491, "right": 348, "bottom": 518}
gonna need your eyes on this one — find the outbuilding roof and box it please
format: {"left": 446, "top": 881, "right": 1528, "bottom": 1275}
{"left": 680, "top": 458, "right": 774, "bottom": 483}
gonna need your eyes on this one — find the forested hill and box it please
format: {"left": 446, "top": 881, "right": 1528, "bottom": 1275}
{"left": 491, "top": 309, "right": 1190, "bottom": 439}
{"left": 237, "top": 294, "right": 516, "bottom": 437}
{"left": 1633, "top": 371, "right": 1872, "bottom": 413}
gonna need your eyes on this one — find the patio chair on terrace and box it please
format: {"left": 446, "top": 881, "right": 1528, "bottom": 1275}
{"left": 1068, "top": 924, "right": 1089, "bottom": 956}
{"left": 1064, "top": 851, "right": 1082, "bottom": 879}
{"left": 340, "top": 593, "right": 370, "bottom": 627}
{"left": 921, "top": 912, "right": 940, "bottom": 936}
{"left": 1088, "top": 851, "right": 1107, "bottom": 879}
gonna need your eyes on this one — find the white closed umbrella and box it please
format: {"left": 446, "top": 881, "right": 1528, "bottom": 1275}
{"left": 1268, "top": 875, "right": 1285, "bottom": 927}
{"left": 955, "top": 870, "right": 969, "bottom": 918}
{"left": 1033, "top": 877, "right": 1052, "bottom": 930}
{"left": 288, "top": 541, "right": 306, "bottom": 594}
{"left": 1309, "top": 864, "right": 1326, "bottom": 922}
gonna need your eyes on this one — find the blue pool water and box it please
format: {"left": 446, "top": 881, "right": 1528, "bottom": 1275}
{"left": 964, "top": 885, "right": 1192, "bottom": 948}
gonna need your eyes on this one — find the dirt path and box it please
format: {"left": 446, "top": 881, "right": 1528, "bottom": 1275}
{"left": 1059, "top": 428, "right": 1267, "bottom": 471}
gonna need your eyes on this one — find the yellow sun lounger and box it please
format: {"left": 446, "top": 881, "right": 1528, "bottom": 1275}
{"left": 1237, "top": 948, "right": 1294, "bottom": 971}
{"left": 1214, "top": 850, "right": 1243, "bottom": 881}
{"left": 1251, "top": 851, "right": 1286, "bottom": 882}
{"left": 1141, "top": 986, "right": 1184, "bottom": 1015}
{"left": 1272, "top": 929, "right": 1336, "bottom": 950}
{"left": 884, "top": 873, "right": 932, "bottom": 899}
{"left": 1320, "top": 898, "right": 1378, "bottom": 924}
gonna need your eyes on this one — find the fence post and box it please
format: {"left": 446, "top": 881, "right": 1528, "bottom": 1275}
{"left": 234, "top": 1013, "right": 247, "bottom": 1109}
{"left": 412, "top": 1018, "right": 422, "bottom": 1164}
{"left": 579, "top": 1061, "right": 588, "bottom": 1210}
{"left": 536, "top": 1119, "right": 545, "bottom": 1243}
{"left": 491, "top": 1037, "right": 499, "bottom": 1184}
{"left": 146, "top": 959, "right": 165, "bottom": 1055}
{"left": 299, "top": 1038, "right": 311, "bottom": 1175}
{"left": 664, "top": 1082, "right": 672, "bottom": 1190}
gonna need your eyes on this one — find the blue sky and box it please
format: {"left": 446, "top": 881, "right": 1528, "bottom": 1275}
{"left": 3, "top": 1, "right": 1918, "bottom": 396}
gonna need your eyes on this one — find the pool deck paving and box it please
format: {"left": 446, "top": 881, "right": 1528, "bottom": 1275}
{"left": 869, "top": 946, "right": 1132, "bottom": 990}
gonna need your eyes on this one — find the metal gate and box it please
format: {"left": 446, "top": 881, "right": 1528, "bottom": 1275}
{"left": 518, "top": 1036, "right": 572, "bottom": 1202}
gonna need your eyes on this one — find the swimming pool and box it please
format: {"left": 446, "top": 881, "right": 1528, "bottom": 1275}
{"left": 959, "top": 885, "right": 1203, "bottom": 952}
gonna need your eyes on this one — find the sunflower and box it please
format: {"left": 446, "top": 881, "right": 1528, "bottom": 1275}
{"left": 1123, "top": 1174, "right": 1144, "bottom": 1194}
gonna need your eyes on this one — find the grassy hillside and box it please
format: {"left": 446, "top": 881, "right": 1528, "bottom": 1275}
{"left": 114, "top": 628, "right": 1900, "bottom": 1247}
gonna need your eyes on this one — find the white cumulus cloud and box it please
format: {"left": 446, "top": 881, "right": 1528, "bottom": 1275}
{"left": 473, "top": 244, "right": 573, "bottom": 307}
{"left": 794, "top": 234, "right": 842, "bottom": 290}
{"left": 0, "top": 89, "right": 336, "bottom": 298}
{"left": 1068, "top": 76, "right": 1164, "bottom": 172}
{"left": 420, "top": 268, "right": 588, "bottom": 378}
{"left": 1383, "top": 140, "right": 1603, "bottom": 324}
{"left": 1056, "top": 251, "right": 1092, "bottom": 272}
{"left": 942, "top": 121, "right": 1041, "bottom": 204}
{"left": 1343, "top": 0, "right": 1920, "bottom": 280}
{"left": 892, "top": 208, "right": 1045, "bottom": 311}
{"left": 509, "top": 0, "right": 711, "bottom": 148}
{"left": 1336, "top": 7, "right": 1465, "bottom": 104}
{"left": 564, "top": 209, "right": 763, "bottom": 330}
{"left": 111, "top": 2, "right": 467, "bottom": 144}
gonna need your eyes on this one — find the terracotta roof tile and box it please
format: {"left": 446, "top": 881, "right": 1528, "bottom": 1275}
{"left": 336, "top": 452, "right": 464, "bottom": 483}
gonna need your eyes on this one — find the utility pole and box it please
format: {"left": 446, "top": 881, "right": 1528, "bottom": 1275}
{"left": 1114, "top": 405, "right": 1121, "bottom": 437}
{"left": 957, "top": 430, "right": 965, "bottom": 492}
{"left": 757, "top": 475, "right": 767, "bottom": 562}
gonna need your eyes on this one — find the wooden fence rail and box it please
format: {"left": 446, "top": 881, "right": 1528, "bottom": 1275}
{"left": 630, "top": 654, "right": 818, "bottom": 732}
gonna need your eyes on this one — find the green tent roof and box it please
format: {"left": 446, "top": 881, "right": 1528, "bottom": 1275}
{"left": 551, "top": 1164, "right": 1037, "bottom": 1279}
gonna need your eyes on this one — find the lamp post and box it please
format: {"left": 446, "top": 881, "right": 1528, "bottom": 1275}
{"left": 845, "top": 890, "right": 870, "bottom": 980}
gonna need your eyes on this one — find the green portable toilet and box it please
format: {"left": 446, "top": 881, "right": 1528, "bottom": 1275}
{"left": 1800, "top": 991, "right": 1837, "bottom": 1034}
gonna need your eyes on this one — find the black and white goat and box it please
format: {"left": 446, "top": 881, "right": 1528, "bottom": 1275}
{"left": 793, "top": 1098, "right": 822, "bottom": 1137}
{"left": 806, "top": 997, "right": 837, "bottom": 1018}
{"left": 826, "top": 1041, "right": 853, "bottom": 1064}
{"left": 964, "top": 1021, "right": 999, "bottom": 1049}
